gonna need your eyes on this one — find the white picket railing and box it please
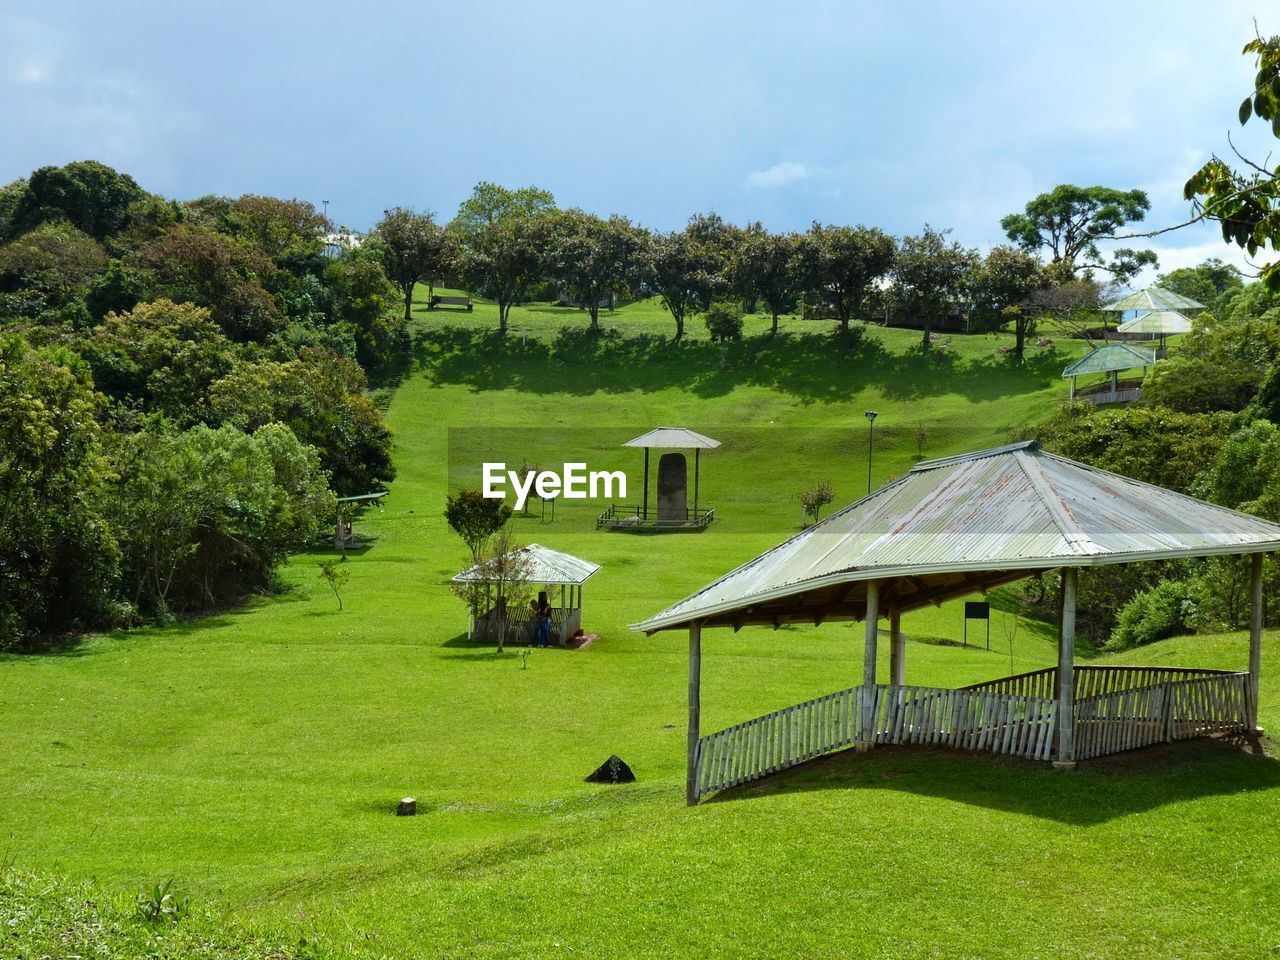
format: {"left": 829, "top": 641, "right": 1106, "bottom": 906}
{"left": 693, "top": 668, "right": 1252, "bottom": 800}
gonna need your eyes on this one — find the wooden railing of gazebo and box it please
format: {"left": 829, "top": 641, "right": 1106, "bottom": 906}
{"left": 691, "top": 665, "right": 1251, "bottom": 801}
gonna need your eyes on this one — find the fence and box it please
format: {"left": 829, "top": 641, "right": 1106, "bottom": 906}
{"left": 692, "top": 666, "right": 1252, "bottom": 800}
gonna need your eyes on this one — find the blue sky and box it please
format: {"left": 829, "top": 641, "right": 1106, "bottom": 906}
{"left": 0, "top": 1, "right": 1274, "bottom": 279}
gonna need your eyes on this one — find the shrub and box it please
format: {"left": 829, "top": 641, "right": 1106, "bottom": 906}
{"left": 1107, "top": 579, "right": 1195, "bottom": 650}
{"left": 703, "top": 300, "right": 744, "bottom": 342}
{"left": 797, "top": 481, "right": 836, "bottom": 526}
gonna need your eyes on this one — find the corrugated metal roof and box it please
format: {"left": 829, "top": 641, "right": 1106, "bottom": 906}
{"left": 623, "top": 428, "right": 721, "bottom": 449}
{"left": 453, "top": 543, "right": 601, "bottom": 586}
{"left": 1116, "top": 310, "right": 1193, "bottom": 334}
{"left": 632, "top": 442, "right": 1280, "bottom": 633}
{"left": 1102, "top": 288, "right": 1204, "bottom": 312}
{"left": 1062, "top": 343, "right": 1156, "bottom": 377}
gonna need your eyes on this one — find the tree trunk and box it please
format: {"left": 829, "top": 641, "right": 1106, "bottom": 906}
{"left": 770, "top": 312, "right": 779, "bottom": 336}
{"left": 1015, "top": 317, "right": 1027, "bottom": 362}
{"left": 922, "top": 322, "right": 932, "bottom": 354}
{"left": 589, "top": 302, "right": 600, "bottom": 330}
{"left": 499, "top": 301, "right": 509, "bottom": 334}
{"left": 403, "top": 284, "right": 413, "bottom": 324}
{"left": 674, "top": 312, "right": 684, "bottom": 340}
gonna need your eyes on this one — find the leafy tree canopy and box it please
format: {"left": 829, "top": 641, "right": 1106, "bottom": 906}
{"left": 1001, "top": 184, "right": 1156, "bottom": 281}
{"left": 5, "top": 160, "right": 147, "bottom": 242}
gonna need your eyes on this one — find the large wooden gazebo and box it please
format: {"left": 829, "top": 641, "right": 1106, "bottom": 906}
{"left": 633, "top": 442, "right": 1278, "bottom": 805}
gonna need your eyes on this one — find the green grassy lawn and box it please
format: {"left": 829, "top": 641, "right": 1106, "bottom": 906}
{"left": 2, "top": 296, "right": 1277, "bottom": 959}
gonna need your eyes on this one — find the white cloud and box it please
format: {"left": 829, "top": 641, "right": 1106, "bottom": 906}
{"left": 744, "top": 161, "right": 816, "bottom": 190}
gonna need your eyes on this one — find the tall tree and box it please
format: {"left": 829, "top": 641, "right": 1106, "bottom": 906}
{"left": 892, "top": 225, "right": 978, "bottom": 353}
{"left": 795, "top": 223, "right": 897, "bottom": 339}
{"left": 548, "top": 210, "right": 645, "bottom": 331}
{"left": 449, "top": 182, "right": 556, "bottom": 238}
{"left": 450, "top": 183, "right": 558, "bottom": 333}
{"left": 967, "top": 246, "right": 1048, "bottom": 361}
{"left": 374, "top": 207, "right": 456, "bottom": 323}
{"left": 643, "top": 212, "right": 738, "bottom": 341}
{"left": 1185, "top": 34, "right": 1280, "bottom": 290}
{"left": 1001, "top": 184, "right": 1156, "bottom": 282}
{"left": 6, "top": 160, "right": 146, "bottom": 241}
{"left": 733, "top": 227, "right": 800, "bottom": 335}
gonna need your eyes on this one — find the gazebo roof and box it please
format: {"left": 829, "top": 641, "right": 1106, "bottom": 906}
{"left": 452, "top": 543, "right": 600, "bottom": 586}
{"left": 1102, "top": 288, "right": 1204, "bottom": 312}
{"left": 1061, "top": 343, "right": 1156, "bottom": 378}
{"left": 623, "top": 428, "right": 721, "bottom": 449}
{"left": 633, "top": 441, "right": 1280, "bottom": 633}
{"left": 1116, "top": 310, "right": 1193, "bottom": 334}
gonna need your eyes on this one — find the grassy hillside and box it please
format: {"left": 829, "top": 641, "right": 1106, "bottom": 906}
{"left": 1, "top": 295, "right": 1274, "bottom": 959}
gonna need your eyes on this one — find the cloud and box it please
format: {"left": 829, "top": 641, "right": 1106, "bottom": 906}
{"left": 744, "top": 161, "right": 816, "bottom": 190}
{"left": 1133, "top": 237, "right": 1276, "bottom": 287}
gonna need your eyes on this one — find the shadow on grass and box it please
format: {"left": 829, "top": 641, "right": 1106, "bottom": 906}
{"left": 708, "top": 736, "right": 1280, "bottom": 825}
{"left": 410, "top": 326, "right": 1068, "bottom": 404}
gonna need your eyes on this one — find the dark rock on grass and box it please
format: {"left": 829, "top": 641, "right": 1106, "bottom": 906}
{"left": 585, "top": 755, "right": 635, "bottom": 784}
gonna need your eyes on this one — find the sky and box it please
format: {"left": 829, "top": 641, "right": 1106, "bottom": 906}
{"left": 1, "top": 0, "right": 1275, "bottom": 282}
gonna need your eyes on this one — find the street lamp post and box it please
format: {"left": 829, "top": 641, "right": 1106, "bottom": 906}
{"left": 322, "top": 199, "right": 330, "bottom": 224}
{"left": 865, "top": 411, "right": 878, "bottom": 494}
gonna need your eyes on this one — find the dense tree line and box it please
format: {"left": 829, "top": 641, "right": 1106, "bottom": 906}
{"left": 0, "top": 161, "right": 396, "bottom": 648}
{"left": 0, "top": 157, "right": 1171, "bottom": 649}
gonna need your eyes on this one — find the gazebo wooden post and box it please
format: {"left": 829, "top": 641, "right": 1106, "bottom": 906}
{"left": 687, "top": 621, "right": 702, "bottom": 806}
{"left": 889, "top": 607, "right": 905, "bottom": 686}
{"left": 860, "top": 581, "right": 880, "bottom": 745}
{"left": 694, "top": 448, "right": 700, "bottom": 520}
{"left": 1070, "top": 375, "right": 1076, "bottom": 401}
{"left": 1054, "top": 567, "right": 1078, "bottom": 770}
{"left": 642, "top": 448, "right": 650, "bottom": 520}
{"left": 1249, "top": 552, "right": 1264, "bottom": 732}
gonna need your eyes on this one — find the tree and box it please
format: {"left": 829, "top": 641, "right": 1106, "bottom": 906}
{"left": 323, "top": 254, "right": 401, "bottom": 369}
{"left": 373, "top": 207, "right": 456, "bottom": 323}
{"left": 103, "top": 421, "right": 333, "bottom": 617}
{"left": 455, "top": 215, "right": 556, "bottom": 334}
{"left": 795, "top": 223, "right": 897, "bottom": 340}
{"left": 733, "top": 228, "right": 800, "bottom": 335}
{"left": 797, "top": 480, "right": 835, "bottom": 526}
{"left": 317, "top": 558, "right": 350, "bottom": 611}
{"left": 453, "top": 530, "right": 534, "bottom": 651}
{"left": 891, "top": 226, "right": 977, "bottom": 352}
{"left": 1001, "top": 184, "right": 1156, "bottom": 281}
{"left": 209, "top": 349, "right": 395, "bottom": 494}
{"left": 444, "top": 488, "right": 513, "bottom": 563}
{"left": 449, "top": 182, "right": 556, "bottom": 239}
{"left": 548, "top": 210, "right": 645, "bottom": 331}
{"left": 1156, "top": 258, "right": 1244, "bottom": 312}
{"left": 5, "top": 160, "right": 146, "bottom": 241}
{"left": 0, "top": 335, "right": 116, "bottom": 649}
{"left": 0, "top": 221, "right": 108, "bottom": 311}
{"left": 85, "top": 299, "right": 239, "bottom": 424}
{"left": 703, "top": 300, "right": 744, "bottom": 342}
{"left": 224, "top": 195, "right": 329, "bottom": 271}
{"left": 130, "top": 225, "right": 282, "bottom": 341}
{"left": 967, "top": 246, "right": 1048, "bottom": 361}
{"left": 1185, "top": 34, "right": 1280, "bottom": 290}
{"left": 643, "top": 215, "right": 733, "bottom": 340}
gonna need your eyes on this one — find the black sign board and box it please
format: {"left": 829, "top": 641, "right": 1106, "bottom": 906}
{"left": 964, "top": 601, "right": 990, "bottom": 619}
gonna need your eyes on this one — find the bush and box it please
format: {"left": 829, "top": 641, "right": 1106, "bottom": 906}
{"left": 1107, "top": 579, "right": 1195, "bottom": 650}
{"left": 703, "top": 300, "right": 744, "bottom": 342}
{"left": 1141, "top": 356, "right": 1260, "bottom": 413}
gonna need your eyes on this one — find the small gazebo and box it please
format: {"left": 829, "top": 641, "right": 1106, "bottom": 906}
{"left": 1103, "top": 287, "right": 1205, "bottom": 314}
{"left": 597, "top": 428, "right": 720, "bottom": 530}
{"left": 634, "top": 442, "right": 1277, "bottom": 805}
{"left": 453, "top": 543, "right": 600, "bottom": 646}
{"left": 1061, "top": 342, "right": 1155, "bottom": 404}
{"left": 1116, "top": 310, "right": 1194, "bottom": 356}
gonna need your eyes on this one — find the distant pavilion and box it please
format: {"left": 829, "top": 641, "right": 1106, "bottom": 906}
{"left": 1061, "top": 342, "right": 1155, "bottom": 404}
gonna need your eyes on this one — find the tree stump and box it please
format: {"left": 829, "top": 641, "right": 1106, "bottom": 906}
{"left": 396, "top": 797, "right": 416, "bottom": 816}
